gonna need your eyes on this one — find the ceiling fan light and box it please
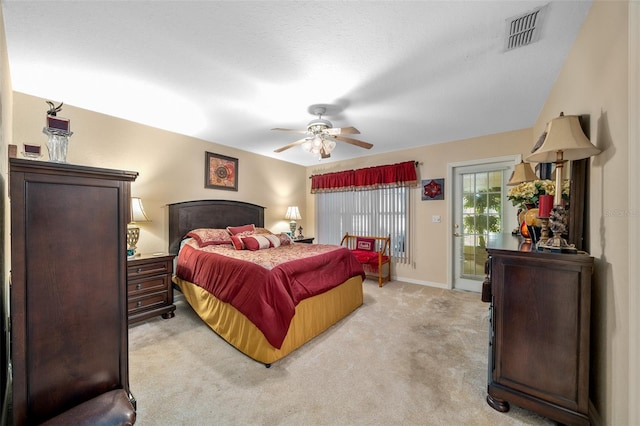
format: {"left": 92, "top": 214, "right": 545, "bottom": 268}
{"left": 273, "top": 106, "right": 373, "bottom": 160}
{"left": 307, "top": 118, "right": 332, "bottom": 130}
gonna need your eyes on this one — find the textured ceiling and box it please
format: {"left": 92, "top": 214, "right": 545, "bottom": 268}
{"left": 2, "top": 1, "right": 592, "bottom": 166}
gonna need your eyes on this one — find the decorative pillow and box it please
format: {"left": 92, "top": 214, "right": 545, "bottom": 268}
{"left": 186, "top": 228, "right": 232, "bottom": 246}
{"left": 242, "top": 234, "right": 281, "bottom": 251}
{"left": 254, "top": 227, "right": 274, "bottom": 235}
{"left": 351, "top": 249, "right": 378, "bottom": 264}
{"left": 264, "top": 234, "right": 281, "bottom": 248}
{"left": 227, "top": 224, "right": 256, "bottom": 236}
{"left": 230, "top": 235, "right": 245, "bottom": 250}
{"left": 356, "top": 237, "right": 376, "bottom": 252}
{"left": 277, "top": 232, "right": 293, "bottom": 246}
{"left": 231, "top": 234, "right": 281, "bottom": 251}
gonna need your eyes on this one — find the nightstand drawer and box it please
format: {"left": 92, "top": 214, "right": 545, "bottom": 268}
{"left": 127, "top": 253, "right": 176, "bottom": 324}
{"left": 127, "top": 260, "right": 170, "bottom": 279}
{"left": 128, "top": 275, "right": 169, "bottom": 297}
{"left": 128, "top": 291, "right": 168, "bottom": 314}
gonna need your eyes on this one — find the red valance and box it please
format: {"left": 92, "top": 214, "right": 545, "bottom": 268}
{"left": 311, "top": 161, "right": 418, "bottom": 193}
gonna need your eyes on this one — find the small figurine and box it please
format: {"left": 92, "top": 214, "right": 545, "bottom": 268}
{"left": 46, "top": 101, "right": 64, "bottom": 116}
{"left": 297, "top": 226, "right": 304, "bottom": 239}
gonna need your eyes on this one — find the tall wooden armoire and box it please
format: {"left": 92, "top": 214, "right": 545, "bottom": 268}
{"left": 9, "top": 158, "right": 138, "bottom": 425}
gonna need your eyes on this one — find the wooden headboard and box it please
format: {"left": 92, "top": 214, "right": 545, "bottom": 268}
{"left": 167, "top": 200, "right": 265, "bottom": 254}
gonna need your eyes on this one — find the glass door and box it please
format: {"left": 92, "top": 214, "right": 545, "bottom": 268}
{"left": 452, "top": 161, "right": 515, "bottom": 292}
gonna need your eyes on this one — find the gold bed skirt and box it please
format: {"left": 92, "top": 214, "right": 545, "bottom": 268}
{"left": 173, "top": 275, "right": 364, "bottom": 365}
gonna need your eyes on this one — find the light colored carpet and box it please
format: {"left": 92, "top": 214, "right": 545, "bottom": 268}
{"left": 128, "top": 280, "right": 553, "bottom": 425}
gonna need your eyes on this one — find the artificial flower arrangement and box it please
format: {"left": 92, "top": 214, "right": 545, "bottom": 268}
{"left": 507, "top": 179, "right": 570, "bottom": 207}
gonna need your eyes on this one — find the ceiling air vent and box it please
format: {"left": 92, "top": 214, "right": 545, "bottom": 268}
{"left": 505, "top": 5, "right": 546, "bottom": 51}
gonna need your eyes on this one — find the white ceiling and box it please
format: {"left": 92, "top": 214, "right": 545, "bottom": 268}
{"left": 2, "top": 1, "right": 592, "bottom": 167}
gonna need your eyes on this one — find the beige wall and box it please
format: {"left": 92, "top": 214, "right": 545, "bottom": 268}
{"left": 0, "top": 0, "right": 10, "bottom": 275}
{"left": 533, "top": 1, "right": 633, "bottom": 424}
{"left": 628, "top": 2, "right": 640, "bottom": 424}
{"left": 0, "top": 2, "right": 11, "bottom": 307}
{"left": 1, "top": 2, "right": 11, "bottom": 290}
{"left": 1, "top": 4, "right": 13, "bottom": 413}
{"left": 11, "top": 92, "right": 308, "bottom": 255}
{"left": 305, "top": 128, "right": 533, "bottom": 287}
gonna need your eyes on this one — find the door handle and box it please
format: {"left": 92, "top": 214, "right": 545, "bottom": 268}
{"left": 453, "top": 232, "right": 462, "bottom": 237}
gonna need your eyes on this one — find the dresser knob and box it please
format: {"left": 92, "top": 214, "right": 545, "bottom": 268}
{"left": 136, "top": 301, "right": 142, "bottom": 307}
{"left": 136, "top": 284, "right": 142, "bottom": 290}
{"left": 136, "top": 268, "right": 142, "bottom": 273}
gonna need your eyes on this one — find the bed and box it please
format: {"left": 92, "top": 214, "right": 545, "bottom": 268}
{"left": 168, "top": 200, "right": 365, "bottom": 366}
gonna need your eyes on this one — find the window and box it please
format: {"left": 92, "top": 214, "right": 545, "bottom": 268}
{"left": 461, "top": 170, "right": 503, "bottom": 277}
{"left": 316, "top": 186, "right": 410, "bottom": 263}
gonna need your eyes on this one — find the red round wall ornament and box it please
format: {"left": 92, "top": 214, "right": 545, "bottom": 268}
{"left": 422, "top": 178, "right": 444, "bottom": 200}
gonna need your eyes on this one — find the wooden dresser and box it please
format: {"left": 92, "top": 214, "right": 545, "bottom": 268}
{"left": 127, "top": 253, "right": 176, "bottom": 324}
{"left": 483, "top": 235, "right": 593, "bottom": 425}
{"left": 9, "top": 158, "right": 137, "bottom": 425}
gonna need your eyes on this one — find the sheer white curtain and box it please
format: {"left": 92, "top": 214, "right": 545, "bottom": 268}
{"left": 316, "top": 186, "right": 410, "bottom": 263}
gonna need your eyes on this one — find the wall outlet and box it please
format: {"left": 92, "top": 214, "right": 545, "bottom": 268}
{"left": 432, "top": 215, "right": 441, "bottom": 223}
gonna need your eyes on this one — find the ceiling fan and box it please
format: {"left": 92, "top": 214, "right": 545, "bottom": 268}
{"left": 272, "top": 106, "right": 373, "bottom": 159}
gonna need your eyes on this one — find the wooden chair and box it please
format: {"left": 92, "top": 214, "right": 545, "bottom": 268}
{"left": 341, "top": 233, "right": 391, "bottom": 287}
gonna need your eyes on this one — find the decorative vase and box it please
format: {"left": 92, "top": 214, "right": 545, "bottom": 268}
{"left": 43, "top": 127, "right": 73, "bottom": 163}
{"left": 524, "top": 208, "right": 543, "bottom": 244}
{"left": 520, "top": 219, "right": 531, "bottom": 240}
{"left": 518, "top": 203, "right": 536, "bottom": 241}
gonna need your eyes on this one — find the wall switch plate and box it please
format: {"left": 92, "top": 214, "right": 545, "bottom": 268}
{"left": 432, "top": 215, "right": 441, "bottom": 223}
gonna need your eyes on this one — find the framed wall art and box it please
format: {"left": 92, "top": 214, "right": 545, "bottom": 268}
{"left": 205, "top": 151, "right": 238, "bottom": 191}
{"left": 421, "top": 178, "right": 444, "bottom": 201}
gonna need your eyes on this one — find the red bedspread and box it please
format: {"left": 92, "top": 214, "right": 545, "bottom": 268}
{"left": 175, "top": 242, "right": 365, "bottom": 349}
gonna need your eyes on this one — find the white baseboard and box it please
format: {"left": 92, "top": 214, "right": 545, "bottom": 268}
{"left": 393, "top": 276, "right": 449, "bottom": 289}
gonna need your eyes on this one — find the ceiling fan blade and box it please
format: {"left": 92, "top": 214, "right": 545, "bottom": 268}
{"left": 271, "top": 127, "right": 309, "bottom": 134}
{"left": 274, "top": 138, "right": 309, "bottom": 153}
{"left": 325, "top": 126, "right": 360, "bottom": 135}
{"left": 334, "top": 135, "right": 373, "bottom": 149}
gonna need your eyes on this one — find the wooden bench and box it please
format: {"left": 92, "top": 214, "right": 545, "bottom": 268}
{"left": 341, "top": 233, "right": 391, "bottom": 287}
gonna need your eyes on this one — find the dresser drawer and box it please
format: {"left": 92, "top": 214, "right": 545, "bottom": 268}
{"left": 127, "top": 260, "right": 170, "bottom": 279}
{"left": 128, "top": 275, "right": 169, "bottom": 297}
{"left": 128, "top": 291, "right": 168, "bottom": 314}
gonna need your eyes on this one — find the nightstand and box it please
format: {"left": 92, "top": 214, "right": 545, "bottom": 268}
{"left": 294, "top": 237, "right": 315, "bottom": 244}
{"left": 127, "top": 253, "right": 176, "bottom": 324}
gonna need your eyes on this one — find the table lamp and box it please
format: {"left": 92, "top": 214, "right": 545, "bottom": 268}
{"left": 127, "top": 197, "right": 151, "bottom": 258}
{"left": 526, "top": 112, "right": 600, "bottom": 252}
{"left": 507, "top": 161, "right": 537, "bottom": 186}
{"left": 285, "top": 206, "right": 301, "bottom": 236}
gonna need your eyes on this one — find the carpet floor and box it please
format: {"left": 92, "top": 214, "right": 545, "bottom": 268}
{"left": 128, "top": 280, "right": 554, "bottom": 425}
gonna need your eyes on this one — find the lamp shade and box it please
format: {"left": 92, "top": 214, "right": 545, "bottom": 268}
{"left": 526, "top": 113, "right": 601, "bottom": 163}
{"left": 284, "top": 206, "right": 301, "bottom": 221}
{"left": 507, "top": 161, "right": 537, "bottom": 186}
{"left": 130, "top": 197, "right": 150, "bottom": 223}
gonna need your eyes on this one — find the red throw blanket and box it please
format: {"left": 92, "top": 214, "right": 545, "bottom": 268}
{"left": 176, "top": 243, "right": 365, "bottom": 349}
